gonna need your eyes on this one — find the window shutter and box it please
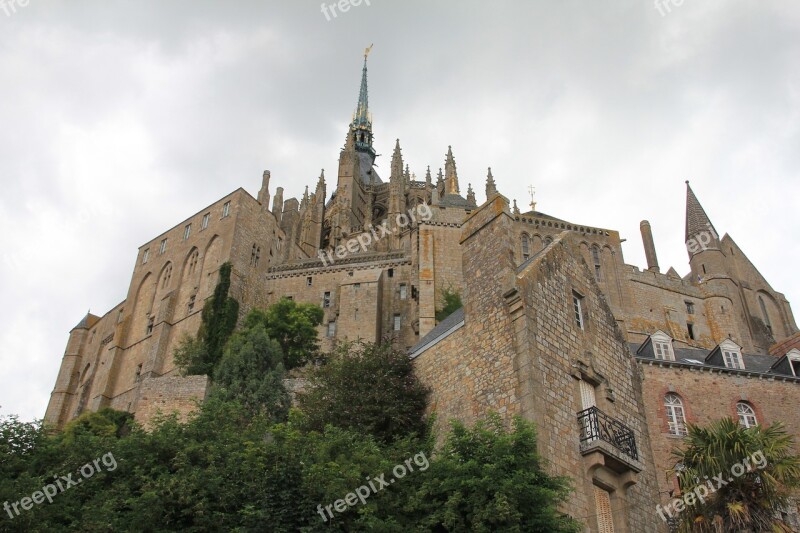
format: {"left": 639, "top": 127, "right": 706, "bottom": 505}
{"left": 580, "top": 380, "right": 596, "bottom": 410}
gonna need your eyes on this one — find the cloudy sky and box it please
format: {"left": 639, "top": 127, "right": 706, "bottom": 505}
{"left": 1, "top": 1, "right": 798, "bottom": 421}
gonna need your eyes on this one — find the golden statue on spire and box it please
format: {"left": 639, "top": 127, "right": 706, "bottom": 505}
{"left": 364, "top": 44, "right": 373, "bottom": 59}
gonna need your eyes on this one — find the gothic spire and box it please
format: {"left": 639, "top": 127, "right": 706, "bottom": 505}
{"left": 486, "top": 167, "right": 497, "bottom": 198}
{"left": 425, "top": 166, "right": 432, "bottom": 187}
{"left": 444, "top": 146, "right": 459, "bottom": 194}
{"left": 354, "top": 47, "right": 371, "bottom": 128}
{"left": 350, "top": 47, "right": 375, "bottom": 156}
{"left": 390, "top": 139, "right": 403, "bottom": 179}
{"left": 467, "top": 183, "right": 476, "bottom": 206}
{"left": 685, "top": 181, "right": 719, "bottom": 247}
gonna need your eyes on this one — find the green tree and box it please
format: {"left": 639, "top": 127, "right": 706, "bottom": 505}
{"left": 405, "top": 415, "right": 580, "bottom": 532}
{"left": 211, "top": 313, "right": 291, "bottom": 421}
{"left": 435, "top": 286, "right": 462, "bottom": 322}
{"left": 246, "top": 298, "right": 324, "bottom": 370}
{"left": 669, "top": 417, "right": 800, "bottom": 532}
{"left": 174, "top": 262, "right": 239, "bottom": 376}
{"left": 299, "top": 341, "right": 430, "bottom": 443}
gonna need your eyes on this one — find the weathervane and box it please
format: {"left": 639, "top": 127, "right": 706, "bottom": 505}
{"left": 528, "top": 185, "right": 537, "bottom": 212}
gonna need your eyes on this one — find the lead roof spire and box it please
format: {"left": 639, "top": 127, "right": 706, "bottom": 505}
{"left": 350, "top": 45, "right": 375, "bottom": 156}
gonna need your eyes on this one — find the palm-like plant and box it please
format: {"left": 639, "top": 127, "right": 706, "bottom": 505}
{"left": 668, "top": 417, "right": 800, "bottom": 532}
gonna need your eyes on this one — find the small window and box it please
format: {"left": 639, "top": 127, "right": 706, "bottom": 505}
{"left": 521, "top": 234, "right": 530, "bottom": 261}
{"left": 146, "top": 316, "right": 155, "bottom": 335}
{"left": 737, "top": 402, "right": 757, "bottom": 428}
{"left": 222, "top": 201, "right": 231, "bottom": 218}
{"left": 685, "top": 301, "right": 695, "bottom": 314}
{"left": 399, "top": 284, "right": 408, "bottom": 300}
{"left": 723, "top": 350, "right": 743, "bottom": 370}
{"left": 201, "top": 213, "right": 210, "bottom": 229}
{"left": 183, "top": 224, "right": 191, "bottom": 240}
{"left": 591, "top": 246, "right": 602, "bottom": 281}
{"left": 251, "top": 245, "right": 261, "bottom": 267}
{"left": 135, "top": 364, "right": 143, "bottom": 383}
{"left": 117, "top": 308, "right": 124, "bottom": 323}
{"left": 353, "top": 283, "right": 361, "bottom": 289}
{"left": 664, "top": 393, "right": 688, "bottom": 436}
{"left": 323, "top": 292, "right": 331, "bottom": 308}
{"left": 393, "top": 314, "right": 402, "bottom": 331}
{"left": 572, "top": 292, "right": 585, "bottom": 330}
{"left": 159, "top": 238, "right": 168, "bottom": 255}
{"left": 388, "top": 268, "right": 394, "bottom": 278}
{"left": 141, "top": 248, "right": 150, "bottom": 264}
{"left": 188, "top": 295, "right": 196, "bottom": 313}
{"left": 307, "top": 277, "right": 313, "bottom": 287}
{"left": 285, "top": 296, "right": 293, "bottom": 301}
{"left": 687, "top": 323, "right": 695, "bottom": 340}
{"left": 654, "top": 341, "right": 674, "bottom": 361}
{"left": 327, "top": 321, "right": 336, "bottom": 338}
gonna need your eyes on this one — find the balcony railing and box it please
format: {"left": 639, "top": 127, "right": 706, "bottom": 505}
{"left": 577, "top": 406, "right": 638, "bottom": 462}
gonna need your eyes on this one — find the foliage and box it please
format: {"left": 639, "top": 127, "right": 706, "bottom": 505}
{"left": 211, "top": 314, "right": 291, "bottom": 421}
{"left": 299, "top": 341, "right": 430, "bottom": 443}
{"left": 435, "top": 286, "right": 463, "bottom": 322}
{"left": 177, "top": 262, "right": 239, "bottom": 376}
{"left": 245, "top": 298, "right": 324, "bottom": 370}
{"left": 669, "top": 417, "right": 800, "bottom": 532}
{"left": 404, "top": 415, "right": 581, "bottom": 532}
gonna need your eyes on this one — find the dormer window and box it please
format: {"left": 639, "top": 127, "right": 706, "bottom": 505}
{"left": 650, "top": 330, "right": 675, "bottom": 361}
{"left": 787, "top": 349, "right": 800, "bottom": 377}
{"left": 720, "top": 339, "right": 744, "bottom": 370}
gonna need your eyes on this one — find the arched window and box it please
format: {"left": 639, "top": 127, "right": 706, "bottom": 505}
{"left": 591, "top": 245, "right": 602, "bottom": 281}
{"left": 521, "top": 234, "right": 530, "bottom": 260}
{"left": 664, "top": 393, "right": 688, "bottom": 436}
{"left": 188, "top": 250, "right": 199, "bottom": 275}
{"left": 161, "top": 264, "right": 172, "bottom": 289}
{"left": 737, "top": 402, "right": 757, "bottom": 428}
{"left": 544, "top": 236, "right": 553, "bottom": 246}
{"left": 758, "top": 295, "right": 772, "bottom": 334}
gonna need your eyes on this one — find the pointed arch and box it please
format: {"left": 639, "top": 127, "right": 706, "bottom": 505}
{"left": 201, "top": 235, "right": 223, "bottom": 297}
{"left": 130, "top": 273, "right": 156, "bottom": 342}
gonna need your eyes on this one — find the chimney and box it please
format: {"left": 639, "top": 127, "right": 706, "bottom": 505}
{"left": 640, "top": 220, "right": 660, "bottom": 272}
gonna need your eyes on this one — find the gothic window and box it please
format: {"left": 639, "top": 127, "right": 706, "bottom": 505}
{"left": 188, "top": 250, "right": 199, "bottom": 274}
{"left": 521, "top": 234, "right": 530, "bottom": 261}
{"left": 591, "top": 245, "right": 602, "bottom": 281}
{"left": 146, "top": 316, "right": 155, "bottom": 335}
{"left": 664, "top": 393, "right": 688, "bottom": 436}
{"left": 161, "top": 264, "right": 173, "bottom": 289}
{"left": 759, "top": 295, "right": 772, "bottom": 334}
{"left": 544, "top": 236, "right": 553, "bottom": 246}
{"left": 135, "top": 364, "right": 142, "bottom": 383}
{"left": 737, "top": 402, "right": 757, "bottom": 428}
{"left": 188, "top": 295, "right": 196, "bottom": 313}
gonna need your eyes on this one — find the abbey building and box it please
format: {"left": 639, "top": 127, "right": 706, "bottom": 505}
{"left": 45, "top": 55, "right": 800, "bottom": 531}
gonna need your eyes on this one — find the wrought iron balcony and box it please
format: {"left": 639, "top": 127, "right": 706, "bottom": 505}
{"left": 577, "top": 406, "right": 638, "bottom": 462}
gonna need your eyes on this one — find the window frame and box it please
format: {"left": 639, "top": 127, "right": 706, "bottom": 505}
{"left": 201, "top": 213, "right": 210, "bottom": 229}
{"left": 664, "top": 393, "right": 688, "bottom": 436}
{"left": 737, "top": 402, "right": 757, "bottom": 428}
{"left": 572, "top": 291, "right": 585, "bottom": 331}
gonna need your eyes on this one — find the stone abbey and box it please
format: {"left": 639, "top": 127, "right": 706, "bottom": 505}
{"left": 45, "top": 55, "right": 800, "bottom": 531}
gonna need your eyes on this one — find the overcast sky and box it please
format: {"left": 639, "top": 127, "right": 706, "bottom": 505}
{"left": 1, "top": 1, "right": 798, "bottom": 421}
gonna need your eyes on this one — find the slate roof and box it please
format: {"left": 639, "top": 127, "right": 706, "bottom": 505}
{"left": 630, "top": 342, "right": 793, "bottom": 377}
{"left": 409, "top": 307, "right": 465, "bottom": 357}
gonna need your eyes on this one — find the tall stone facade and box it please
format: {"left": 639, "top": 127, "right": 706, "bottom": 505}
{"left": 45, "top": 55, "right": 799, "bottom": 532}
